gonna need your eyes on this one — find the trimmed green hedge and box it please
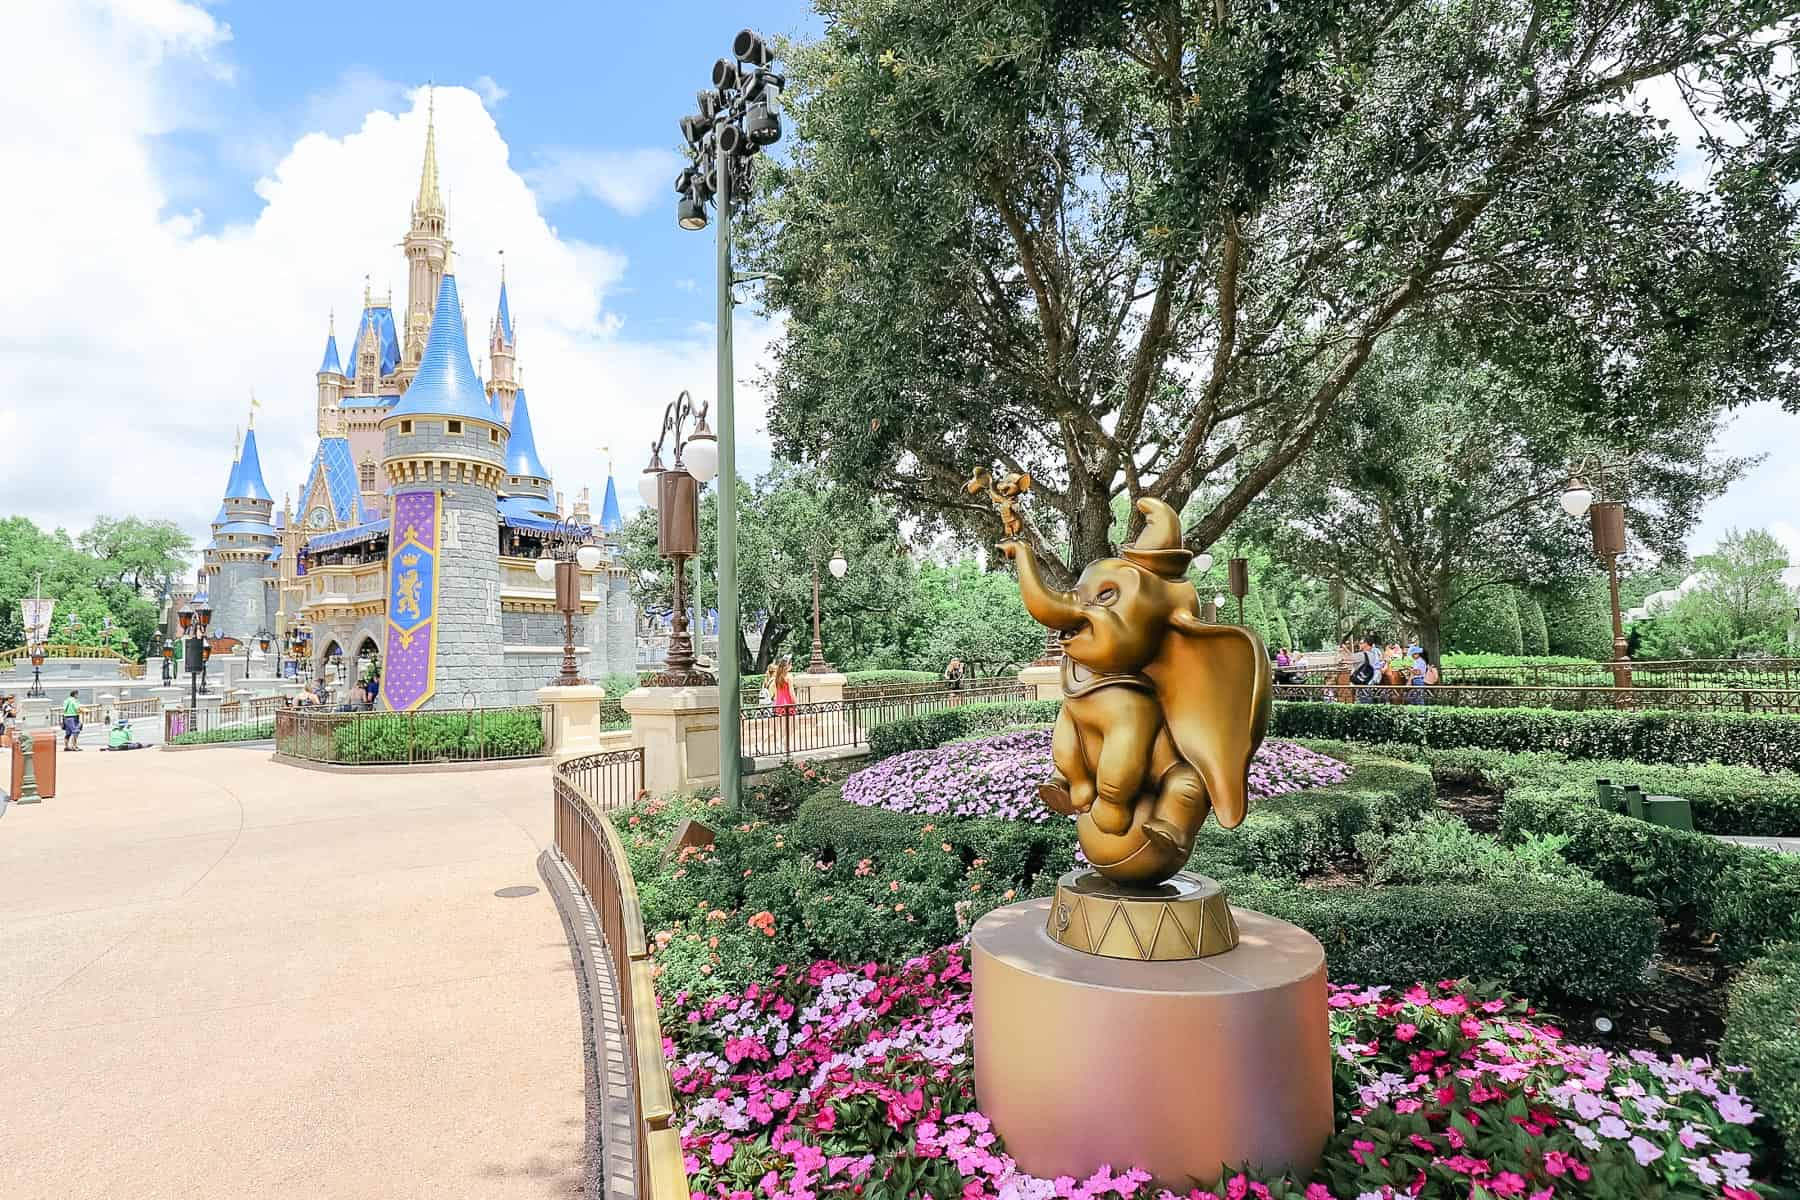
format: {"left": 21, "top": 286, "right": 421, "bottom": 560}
{"left": 1541, "top": 577, "right": 1614, "bottom": 660}
{"left": 1271, "top": 702, "right": 1800, "bottom": 773}
{"left": 844, "top": 670, "right": 941, "bottom": 688}
{"left": 1503, "top": 790, "right": 1800, "bottom": 959}
{"left": 1721, "top": 942, "right": 1800, "bottom": 1178}
{"left": 1392, "top": 746, "right": 1800, "bottom": 839}
{"left": 1226, "top": 874, "right": 1657, "bottom": 1005}
{"left": 169, "top": 720, "right": 275, "bottom": 746}
{"left": 279, "top": 707, "right": 544, "bottom": 764}
{"left": 865, "top": 700, "right": 1061, "bottom": 758}
{"left": 1194, "top": 758, "right": 1435, "bottom": 879}
{"left": 1443, "top": 584, "right": 1524, "bottom": 656}
{"left": 1516, "top": 592, "right": 1551, "bottom": 657}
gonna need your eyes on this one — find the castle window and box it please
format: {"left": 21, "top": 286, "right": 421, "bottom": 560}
{"left": 359, "top": 459, "right": 376, "bottom": 490}
{"left": 490, "top": 428, "right": 500, "bottom": 443}
{"left": 447, "top": 420, "right": 463, "bottom": 436}
{"left": 400, "top": 419, "right": 413, "bottom": 434}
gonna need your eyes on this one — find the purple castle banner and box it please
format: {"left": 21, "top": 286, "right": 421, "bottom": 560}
{"left": 383, "top": 490, "right": 441, "bottom": 712}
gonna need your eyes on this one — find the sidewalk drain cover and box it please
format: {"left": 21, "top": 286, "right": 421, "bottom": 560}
{"left": 494, "top": 885, "right": 539, "bottom": 898}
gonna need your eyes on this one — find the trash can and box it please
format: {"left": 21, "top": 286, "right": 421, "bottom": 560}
{"left": 6, "top": 729, "right": 57, "bottom": 800}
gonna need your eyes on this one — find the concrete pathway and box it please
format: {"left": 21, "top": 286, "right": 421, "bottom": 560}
{"left": 0, "top": 746, "right": 587, "bottom": 1199}
{"left": 1718, "top": 835, "right": 1800, "bottom": 855}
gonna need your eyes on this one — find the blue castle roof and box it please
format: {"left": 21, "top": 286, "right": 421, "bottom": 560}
{"left": 319, "top": 326, "right": 342, "bottom": 375}
{"left": 296, "top": 438, "right": 363, "bottom": 525}
{"left": 349, "top": 305, "right": 402, "bottom": 378}
{"left": 505, "top": 388, "right": 550, "bottom": 480}
{"left": 599, "top": 473, "right": 623, "bottom": 533}
{"left": 387, "top": 275, "right": 499, "bottom": 424}
{"left": 225, "top": 427, "right": 272, "bottom": 502}
{"left": 496, "top": 279, "right": 514, "bottom": 342}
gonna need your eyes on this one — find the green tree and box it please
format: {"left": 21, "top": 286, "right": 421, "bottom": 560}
{"left": 1442, "top": 585, "right": 1525, "bottom": 656}
{"left": 1257, "top": 327, "right": 1741, "bottom": 661}
{"left": 1633, "top": 529, "right": 1798, "bottom": 658}
{"left": 77, "top": 517, "right": 193, "bottom": 598}
{"left": 1541, "top": 577, "right": 1616, "bottom": 660}
{"left": 1516, "top": 591, "right": 1551, "bottom": 657}
{"left": 908, "top": 559, "right": 1044, "bottom": 676}
{"left": 751, "top": 0, "right": 1800, "bottom": 584}
{"left": 623, "top": 462, "right": 917, "bottom": 674}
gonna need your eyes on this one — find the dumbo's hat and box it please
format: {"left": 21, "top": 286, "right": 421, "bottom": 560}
{"left": 1121, "top": 498, "right": 1194, "bottom": 580}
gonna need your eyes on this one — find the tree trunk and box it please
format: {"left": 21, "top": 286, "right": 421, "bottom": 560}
{"left": 1419, "top": 618, "right": 1444, "bottom": 669}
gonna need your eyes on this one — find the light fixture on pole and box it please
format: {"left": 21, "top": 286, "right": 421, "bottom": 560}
{"left": 643, "top": 390, "right": 717, "bottom": 687}
{"left": 1559, "top": 458, "right": 1633, "bottom": 692}
{"left": 804, "top": 548, "right": 849, "bottom": 674}
{"left": 177, "top": 600, "right": 212, "bottom": 714}
{"left": 675, "top": 28, "right": 781, "bottom": 808}
{"left": 535, "top": 516, "right": 605, "bottom": 687}
{"left": 1228, "top": 558, "right": 1249, "bottom": 626}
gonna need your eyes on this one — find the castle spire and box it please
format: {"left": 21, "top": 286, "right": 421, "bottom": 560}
{"left": 413, "top": 85, "right": 445, "bottom": 224}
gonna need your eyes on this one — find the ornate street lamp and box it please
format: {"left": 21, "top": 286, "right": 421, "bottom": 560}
{"left": 177, "top": 600, "right": 213, "bottom": 713}
{"left": 1228, "top": 558, "right": 1249, "bottom": 626}
{"left": 535, "top": 516, "right": 605, "bottom": 687}
{"left": 802, "top": 548, "right": 849, "bottom": 674}
{"left": 674, "top": 29, "right": 782, "bottom": 807}
{"left": 1558, "top": 458, "right": 1633, "bottom": 691}
{"left": 641, "top": 390, "right": 718, "bottom": 687}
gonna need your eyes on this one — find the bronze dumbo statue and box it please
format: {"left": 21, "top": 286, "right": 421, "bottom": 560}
{"left": 998, "top": 498, "right": 1271, "bottom": 887}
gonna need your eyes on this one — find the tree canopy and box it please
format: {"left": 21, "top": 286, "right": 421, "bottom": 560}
{"left": 749, "top": 0, "right": 1800, "bottom": 584}
{"left": 0, "top": 515, "right": 182, "bottom": 659}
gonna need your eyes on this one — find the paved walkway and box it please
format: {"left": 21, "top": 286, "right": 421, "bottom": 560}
{"left": 0, "top": 746, "right": 587, "bottom": 1199}
{"left": 1719, "top": 835, "right": 1800, "bottom": 855}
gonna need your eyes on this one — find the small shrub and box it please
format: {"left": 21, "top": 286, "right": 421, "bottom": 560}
{"left": 1722, "top": 941, "right": 1800, "bottom": 1179}
{"left": 317, "top": 707, "right": 544, "bottom": 764}
{"left": 1230, "top": 874, "right": 1657, "bottom": 1004}
{"left": 1355, "top": 812, "right": 1597, "bottom": 890}
{"left": 169, "top": 719, "right": 275, "bottom": 745}
{"left": 864, "top": 700, "right": 1061, "bottom": 758}
{"left": 1272, "top": 701, "right": 1800, "bottom": 773}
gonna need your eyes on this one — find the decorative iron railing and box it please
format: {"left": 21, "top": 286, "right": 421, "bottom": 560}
{"left": 741, "top": 682, "right": 1035, "bottom": 760}
{"left": 0, "top": 643, "right": 139, "bottom": 670}
{"left": 1289, "top": 658, "right": 1800, "bottom": 691}
{"left": 272, "top": 704, "right": 548, "bottom": 764}
{"left": 1272, "top": 681, "right": 1800, "bottom": 714}
{"left": 551, "top": 750, "right": 687, "bottom": 1200}
{"left": 163, "top": 695, "right": 287, "bottom": 742}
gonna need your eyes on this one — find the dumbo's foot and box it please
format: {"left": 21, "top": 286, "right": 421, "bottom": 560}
{"left": 1039, "top": 781, "right": 1085, "bottom": 816}
{"left": 1091, "top": 798, "right": 1133, "bottom": 836}
{"left": 1143, "top": 818, "right": 1193, "bottom": 856}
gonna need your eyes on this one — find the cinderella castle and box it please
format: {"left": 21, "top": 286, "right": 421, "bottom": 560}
{"left": 187, "top": 99, "right": 635, "bottom": 709}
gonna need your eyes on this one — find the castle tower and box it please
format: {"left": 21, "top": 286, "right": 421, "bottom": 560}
{"left": 210, "top": 415, "right": 279, "bottom": 644}
{"left": 378, "top": 272, "right": 507, "bottom": 711}
{"left": 500, "top": 388, "right": 552, "bottom": 504}
{"left": 488, "top": 262, "right": 517, "bottom": 422}
{"left": 398, "top": 90, "right": 451, "bottom": 386}
{"left": 317, "top": 312, "right": 346, "bottom": 437}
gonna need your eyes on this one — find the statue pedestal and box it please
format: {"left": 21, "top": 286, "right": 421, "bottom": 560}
{"left": 970, "top": 897, "right": 1332, "bottom": 1188}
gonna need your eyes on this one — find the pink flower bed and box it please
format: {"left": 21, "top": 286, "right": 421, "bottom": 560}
{"left": 666, "top": 949, "right": 1769, "bottom": 1200}
{"left": 842, "top": 734, "right": 1351, "bottom": 821}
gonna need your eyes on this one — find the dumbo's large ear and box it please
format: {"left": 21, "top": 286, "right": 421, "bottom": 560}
{"left": 1146, "top": 605, "right": 1273, "bottom": 828}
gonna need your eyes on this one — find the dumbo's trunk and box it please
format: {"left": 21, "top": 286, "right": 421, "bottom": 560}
{"left": 1011, "top": 543, "right": 1085, "bottom": 632}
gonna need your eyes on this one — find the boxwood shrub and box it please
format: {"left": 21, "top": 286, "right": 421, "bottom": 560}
{"left": 1503, "top": 789, "right": 1800, "bottom": 959}
{"left": 864, "top": 700, "right": 1061, "bottom": 758}
{"left": 1272, "top": 701, "right": 1800, "bottom": 773}
{"left": 1225, "top": 873, "right": 1657, "bottom": 1005}
{"left": 1721, "top": 942, "right": 1800, "bottom": 1178}
{"left": 308, "top": 707, "right": 544, "bottom": 764}
{"left": 168, "top": 720, "right": 275, "bottom": 746}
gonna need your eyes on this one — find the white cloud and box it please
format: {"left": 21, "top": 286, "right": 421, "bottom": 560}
{"left": 1688, "top": 405, "right": 1800, "bottom": 558}
{"left": 474, "top": 75, "right": 508, "bottom": 106}
{"left": 0, "top": 0, "right": 774, "bottom": 555}
{"left": 525, "top": 147, "right": 685, "bottom": 216}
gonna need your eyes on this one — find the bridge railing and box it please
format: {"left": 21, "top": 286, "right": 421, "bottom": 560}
{"left": 741, "top": 681, "right": 1035, "bottom": 760}
{"left": 551, "top": 749, "right": 687, "bottom": 1200}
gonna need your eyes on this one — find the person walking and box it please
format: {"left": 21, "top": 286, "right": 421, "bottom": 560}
{"left": 62, "top": 690, "right": 83, "bottom": 750}
{"left": 770, "top": 659, "right": 797, "bottom": 716}
{"left": 1350, "top": 636, "right": 1385, "bottom": 704}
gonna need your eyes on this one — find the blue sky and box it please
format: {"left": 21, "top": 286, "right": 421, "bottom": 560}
{"left": 157, "top": 0, "right": 820, "bottom": 335}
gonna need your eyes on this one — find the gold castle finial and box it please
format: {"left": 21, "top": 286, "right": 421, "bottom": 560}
{"left": 363, "top": 275, "right": 372, "bottom": 308}
{"left": 415, "top": 83, "right": 444, "bottom": 220}
{"left": 247, "top": 391, "right": 257, "bottom": 429}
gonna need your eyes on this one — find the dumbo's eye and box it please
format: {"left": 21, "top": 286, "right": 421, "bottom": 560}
{"left": 1095, "top": 586, "right": 1119, "bottom": 606}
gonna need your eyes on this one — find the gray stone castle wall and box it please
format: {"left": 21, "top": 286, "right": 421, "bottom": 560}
{"left": 212, "top": 557, "right": 272, "bottom": 644}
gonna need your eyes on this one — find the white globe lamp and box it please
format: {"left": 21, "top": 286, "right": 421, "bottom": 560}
{"left": 639, "top": 469, "right": 661, "bottom": 508}
{"left": 534, "top": 557, "right": 556, "bottom": 583}
{"left": 1560, "top": 480, "right": 1595, "bottom": 518}
{"left": 828, "top": 549, "right": 848, "bottom": 579}
{"left": 576, "top": 544, "right": 603, "bottom": 571}
{"left": 684, "top": 434, "right": 719, "bottom": 484}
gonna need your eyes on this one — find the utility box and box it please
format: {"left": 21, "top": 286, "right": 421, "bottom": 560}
{"left": 6, "top": 729, "right": 57, "bottom": 800}
{"left": 1643, "top": 795, "right": 1694, "bottom": 832}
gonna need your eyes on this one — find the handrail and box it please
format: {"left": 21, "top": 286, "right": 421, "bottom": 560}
{"left": 552, "top": 748, "right": 686, "bottom": 1200}
{"left": 1272, "top": 681, "right": 1800, "bottom": 714}
{"left": 741, "top": 682, "right": 1036, "bottom": 759}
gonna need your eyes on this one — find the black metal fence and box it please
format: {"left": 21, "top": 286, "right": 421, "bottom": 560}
{"left": 163, "top": 695, "right": 285, "bottom": 743}
{"left": 1273, "top": 681, "right": 1800, "bottom": 714}
{"left": 741, "top": 681, "right": 1034, "bottom": 760}
{"left": 273, "top": 705, "right": 548, "bottom": 765}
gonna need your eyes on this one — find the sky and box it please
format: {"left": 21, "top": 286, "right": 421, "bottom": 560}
{"left": 0, "top": 0, "right": 1795, "bottom": 566}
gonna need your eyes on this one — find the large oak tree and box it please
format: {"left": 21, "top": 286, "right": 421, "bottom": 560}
{"left": 748, "top": 0, "right": 1800, "bottom": 583}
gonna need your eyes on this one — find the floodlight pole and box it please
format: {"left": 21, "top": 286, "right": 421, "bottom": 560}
{"left": 715, "top": 141, "right": 743, "bottom": 814}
